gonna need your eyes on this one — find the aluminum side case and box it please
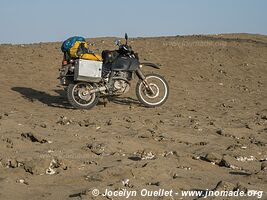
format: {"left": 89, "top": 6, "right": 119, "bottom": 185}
{"left": 74, "top": 59, "right": 103, "bottom": 82}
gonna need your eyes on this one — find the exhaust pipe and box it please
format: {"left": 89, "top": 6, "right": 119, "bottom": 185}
{"left": 89, "top": 86, "right": 107, "bottom": 94}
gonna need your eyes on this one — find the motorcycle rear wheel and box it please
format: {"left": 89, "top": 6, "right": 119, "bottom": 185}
{"left": 136, "top": 73, "right": 169, "bottom": 107}
{"left": 67, "top": 82, "right": 99, "bottom": 109}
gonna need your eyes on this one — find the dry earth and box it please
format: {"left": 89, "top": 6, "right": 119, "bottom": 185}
{"left": 0, "top": 33, "right": 266, "bottom": 200}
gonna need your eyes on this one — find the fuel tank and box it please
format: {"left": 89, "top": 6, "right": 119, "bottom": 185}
{"left": 111, "top": 56, "right": 140, "bottom": 71}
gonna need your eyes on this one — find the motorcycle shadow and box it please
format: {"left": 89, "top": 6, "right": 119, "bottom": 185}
{"left": 12, "top": 87, "right": 144, "bottom": 109}
{"left": 107, "top": 96, "right": 143, "bottom": 107}
{"left": 11, "top": 87, "right": 74, "bottom": 109}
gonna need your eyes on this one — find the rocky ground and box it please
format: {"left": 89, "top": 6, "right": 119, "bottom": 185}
{"left": 0, "top": 33, "right": 266, "bottom": 200}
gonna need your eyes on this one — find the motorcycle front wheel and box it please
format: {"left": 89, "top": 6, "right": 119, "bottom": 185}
{"left": 136, "top": 73, "right": 169, "bottom": 107}
{"left": 67, "top": 82, "right": 99, "bottom": 109}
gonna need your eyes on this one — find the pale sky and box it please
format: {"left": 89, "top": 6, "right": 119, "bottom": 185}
{"left": 0, "top": 0, "right": 266, "bottom": 44}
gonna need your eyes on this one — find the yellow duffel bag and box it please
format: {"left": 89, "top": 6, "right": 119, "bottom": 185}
{"left": 69, "top": 41, "right": 89, "bottom": 58}
{"left": 80, "top": 53, "right": 102, "bottom": 61}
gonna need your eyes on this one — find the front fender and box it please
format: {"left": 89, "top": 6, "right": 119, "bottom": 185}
{"left": 140, "top": 62, "right": 160, "bottom": 69}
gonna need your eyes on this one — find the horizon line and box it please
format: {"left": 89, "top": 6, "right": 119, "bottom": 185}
{"left": 0, "top": 32, "right": 266, "bottom": 45}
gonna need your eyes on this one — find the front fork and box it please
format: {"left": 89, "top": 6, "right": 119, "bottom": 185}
{"left": 136, "top": 68, "right": 155, "bottom": 95}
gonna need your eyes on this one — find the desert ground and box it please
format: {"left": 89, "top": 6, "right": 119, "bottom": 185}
{"left": 0, "top": 34, "right": 266, "bottom": 200}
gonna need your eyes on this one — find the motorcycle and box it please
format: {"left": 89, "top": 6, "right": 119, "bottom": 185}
{"left": 59, "top": 33, "right": 169, "bottom": 109}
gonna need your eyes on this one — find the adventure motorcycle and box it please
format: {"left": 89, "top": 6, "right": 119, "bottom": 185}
{"left": 59, "top": 33, "right": 169, "bottom": 109}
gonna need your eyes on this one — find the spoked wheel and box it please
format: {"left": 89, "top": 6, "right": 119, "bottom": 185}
{"left": 67, "top": 82, "right": 99, "bottom": 109}
{"left": 136, "top": 73, "right": 169, "bottom": 107}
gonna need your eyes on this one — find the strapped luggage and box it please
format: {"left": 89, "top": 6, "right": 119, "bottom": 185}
{"left": 61, "top": 36, "right": 88, "bottom": 59}
{"left": 61, "top": 36, "right": 85, "bottom": 53}
{"left": 61, "top": 36, "right": 102, "bottom": 61}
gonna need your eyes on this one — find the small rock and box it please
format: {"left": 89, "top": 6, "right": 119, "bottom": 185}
{"left": 138, "top": 132, "right": 151, "bottom": 138}
{"left": 245, "top": 124, "right": 251, "bottom": 129}
{"left": 122, "top": 178, "right": 130, "bottom": 186}
{"left": 124, "top": 116, "right": 134, "bottom": 123}
{"left": 219, "top": 155, "right": 241, "bottom": 170}
{"left": 178, "top": 166, "right": 192, "bottom": 170}
{"left": 24, "top": 158, "right": 64, "bottom": 175}
{"left": 216, "top": 129, "right": 223, "bottom": 135}
{"left": 78, "top": 119, "right": 95, "bottom": 127}
{"left": 218, "top": 69, "right": 227, "bottom": 75}
{"left": 106, "top": 119, "right": 112, "bottom": 126}
{"left": 84, "top": 160, "right": 98, "bottom": 165}
{"left": 147, "top": 128, "right": 156, "bottom": 135}
{"left": 57, "top": 116, "right": 72, "bottom": 125}
{"left": 204, "top": 153, "right": 222, "bottom": 164}
{"left": 236, "top": 156, "right": 255, "bottom": 162}
{"left": 16, "top": 179, "right": 29, "bottom": 185}
{"left": 87, "top": 143, "right": 105, "bottom": 155}
{"left": 40, "top": 123, "right": 47, "bottom": 128}
{"left": 69, "top": 191, "right": 87, "bottom": 198}
{"left": 173, "top": 173, "right": 179, "bottom": 179}
{"left": 209, "top": 121, "right": 215, "bottom": 125}
{"left": 6, "top": 159, "right": 19, "bottom": 168}
{"left": 140, "top": 151, "right": 156, "bottom": 160}
{"left": 85, "top": 174, "right": 103, "bottom": 182}
{"left": 147, "top": 181, "right": 160, "bottom": 186}
{"left": 192, "top": 155, "right": 201, "bottom": 160}
{"left": 174, "top": 114, "right": 182, "bottom": 118}
{"left": 45, "top": 167, "right": 56, "bottom": 175}
{"left": 21, "top": 132, "right": 47, "bottom": 143}
{"left": 160, "top": 151, "right": 174, "bottom": 157}
{"left": 198, "top": 141, "right": 207, "bottom": 145}
{"left": 130, "top": 150, "right": 156, "bottom": 161}
{"left": 154, "top": 132, "right": 171, "bottom": 141}
{"left": 24, "top": 159, "right": 50, "bottom": 174}
{"left": 46, "top": 159, "right": 61, "bottom": 175}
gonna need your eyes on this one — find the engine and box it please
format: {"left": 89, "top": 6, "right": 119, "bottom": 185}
{"left": 112, "top": 72, "right": 132, "bottom": 94}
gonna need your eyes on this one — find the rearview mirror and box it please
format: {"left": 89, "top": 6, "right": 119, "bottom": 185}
{"left": 115, "top": 39, "right": 121, "bottom": 46}
{"left": 125, "top": 33, "right": 128, "bottom": 41}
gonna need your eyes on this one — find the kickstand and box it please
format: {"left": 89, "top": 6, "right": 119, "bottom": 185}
{"left": 102, "top": 97, "right": 109, "bottom": 107}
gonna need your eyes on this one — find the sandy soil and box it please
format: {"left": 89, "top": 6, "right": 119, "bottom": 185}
{"left": 0, "top": 34, "right": 266, "bottom": 200}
